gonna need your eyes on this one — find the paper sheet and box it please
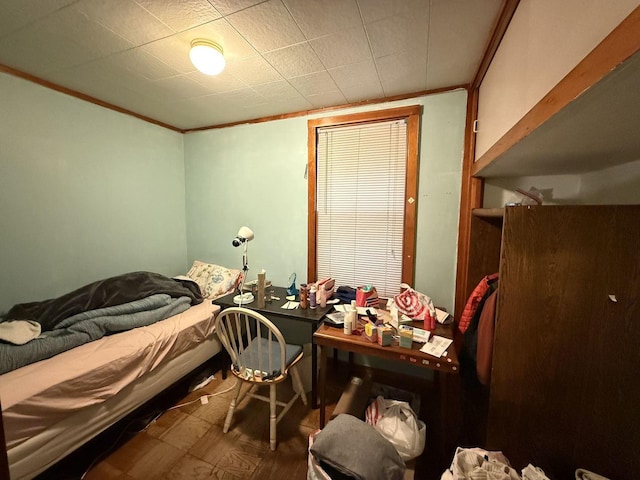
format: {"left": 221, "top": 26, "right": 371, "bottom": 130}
{"left": 435, "top": 308, "right": 452, "bottom": 324}
{"left": 334, "top": 304, "right": 379, "bottom": 315}
{"left": 281, "top": 301, "right": 299, "bottom": 310}
{"left": 419, "top": 335, "right": 453, "bottom": 358}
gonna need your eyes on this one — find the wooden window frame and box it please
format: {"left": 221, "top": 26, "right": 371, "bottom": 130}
{"left": 307, "top": 105, "right": 421, "bottom": 287}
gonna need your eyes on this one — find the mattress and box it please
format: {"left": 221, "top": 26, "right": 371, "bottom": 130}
{"left": 0, "top": 300, "right": 221, "bottom": 480}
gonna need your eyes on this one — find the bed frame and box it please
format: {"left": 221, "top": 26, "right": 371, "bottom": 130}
{"left": 2, "top": 301, "right": 221, "bottom": 480}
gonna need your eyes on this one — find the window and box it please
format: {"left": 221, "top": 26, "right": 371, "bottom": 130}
{"left": 307, "top": 106, "right": 420, "bottom": 298}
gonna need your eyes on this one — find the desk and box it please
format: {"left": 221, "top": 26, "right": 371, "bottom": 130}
{"left": 313, "top": 321, "right": 459, "bottom": 429}
{"left": 214, "top": 286, "right": 332, "bottom": 408}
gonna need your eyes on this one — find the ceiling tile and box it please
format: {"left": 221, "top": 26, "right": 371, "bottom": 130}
{"left": 0, "top": 27, "right": 70, "bottom": 74}
{"left": 357, "top": 0, "right": 429, "bottom": 24}
{"left": 427, "top": 0, "right": 503, "bottom": 88}
{"left": 310, "top": 23, "right": 372, "bottom": 69}
{"left": 210, "top": 87, "right": 266, "bottom": 107}
{"left": 150, "top": 74, "right": 215, "bottom": 99}
{"left": 108, "top": 49, "right": 181, "bottom": 80}
{"left": 74, "top": 0, "right": 174, "bottom": 46}
{"left": 0, "top": 6, "right": 132, "bottom": 75}
{"left": 366, "top": 14, "right": 429, "bottom": 58}
{"left": 252, "top": 79, "right": 304, "bottom": 101}
{"left": 44, "top": 59, "right": 156, "bottom": 109}
{"left": 376, "top": 51, "right": 427, "bottom": 94}
{"left": 380, "top": 76, "right": 428, "bottom": 97}
{"left": 288, "top": 71, "right": 338, "bottom": 96}
{"left": 328, "top": 60, "right": 379, "bottom": 89}
{"left": 43, "top": 4, "right": 134, "bottom": 62}
{"left": 244, "top": 96, "right": 314, "bottom": 118}
{"left": 305, "top": 89, "right": 348, "bottom": 108}
{"left": 134, "top": 0, "right": 222, "bottom": 32}
{"left": 263, "top": 42, "right": 324, "bottom": 78}
{"left": 340, "top": 82, "right": 385, "bottom": 103}
{"left": 225, "top": 55, "right": 284, "bottom": 86}
{"left": 227, "top": 0, "right": 305, "bottom": 53}
{"left": 0, "top": 0, "right": 77, "bottom": 37}
{"left": 208, "top": 0, "right": 265, "bottom": 16}
{"left": 180, "top": 18, "right": 258, "bottom": 61}
{"left": 284, "top": 0, "right": 362, "bottom": 39}
{"left": 188, "top": 70, "right": 249, "bottom": 94}
{"left": 139, "top": 35, "right": 194, "bottom": 73}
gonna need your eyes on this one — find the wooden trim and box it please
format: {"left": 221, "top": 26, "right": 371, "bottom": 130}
{"left": 1, "top": 61, "right": 464, "bottom": 135}
{"left": 307, "top": 105, "right": 421, "bottom": 286}
{"left": 402, "top": 110, "right": 420, "bottom": 286}
{"left": 307, "top": 122, "right": 318, "bottom": 285}
{"left": 472, "top": 207, "right": 505, "bottom": 219}
{"left": 472, "top": 5, "right": 640, "bottom": 175}
{"left": 454, "top": 0, "right": 517, "bottom": 320}
{"left": 0, "top": 64, "right": 183, "bottom": 133}
{"left": 472, "top": 0, "right": 520, "bottom": 89}
{"left": 454, "top": 87, "right": 484, "bottom": 322}
{"left": 183, "top": 85, "right": 464, "bottom": 133}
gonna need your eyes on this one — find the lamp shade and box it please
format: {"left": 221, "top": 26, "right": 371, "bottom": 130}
{"left": 190, "top": 39, "right": 225, "bottom": 76}
{"left": 237, "top": 226, "right": 254, "bottom": 242}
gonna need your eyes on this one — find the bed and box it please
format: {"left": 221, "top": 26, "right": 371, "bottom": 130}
{"left": 0, "top": 262, "right": 241, "bottom": 480}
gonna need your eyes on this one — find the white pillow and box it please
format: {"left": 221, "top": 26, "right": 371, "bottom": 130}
{"left": 186, "top": 261, "right": 242, "bottom": 299}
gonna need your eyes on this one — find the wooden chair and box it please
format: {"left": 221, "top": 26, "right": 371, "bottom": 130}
{"left": 214, "top": 307, "right": 307, "bottom": 451}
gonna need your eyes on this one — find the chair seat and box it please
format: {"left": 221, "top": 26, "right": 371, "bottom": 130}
{"left": 233, "top": 337, "right": 302, "bottom": 380}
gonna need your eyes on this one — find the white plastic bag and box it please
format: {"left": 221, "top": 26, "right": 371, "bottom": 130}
{"left": 368, "top": 396, "right": 426, "bottom": 461}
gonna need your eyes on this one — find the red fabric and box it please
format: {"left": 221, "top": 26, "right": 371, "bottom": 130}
{"left": 459, "top": 273, "right": 499, "bottom": 334}
{"left": 476, "top": 288, "right": 498, "bottom": 386}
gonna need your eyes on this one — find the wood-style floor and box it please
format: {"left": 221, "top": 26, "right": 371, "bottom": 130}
{"left": 36, "top": 362, "right": 446, "bottom": 480}
{"left": 37, "top": 368, "right": 345, "bottom": 480}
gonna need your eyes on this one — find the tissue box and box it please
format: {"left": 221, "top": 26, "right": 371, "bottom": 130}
{"left": 399, "top": 326, "right": 413, "bottom": 348}
{"left": 364, "top": 321, "right": 378, "bottom": 343}
{"left": 377, "top": 326, "right": 393, "bottom": 346}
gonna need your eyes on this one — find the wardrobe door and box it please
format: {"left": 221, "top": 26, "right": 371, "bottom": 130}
{"left": 487, "top": 205, "right": 640, "bottom": 480}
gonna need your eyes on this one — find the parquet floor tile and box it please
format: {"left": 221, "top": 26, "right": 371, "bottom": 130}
{"left": 35, "top": 366, "right": 387, "bottom": 480}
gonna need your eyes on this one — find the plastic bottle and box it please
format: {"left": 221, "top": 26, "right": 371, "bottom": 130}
{"left": 343, "top": 312, "right": 352, "bottom": 335}
{"left": 349, "top": 300, "right": 358, "bottom": 329}
{"left": 309, "top": 285, "right": 317, "bottom": 309}
{"left": 319, "top": 286, "right": 327, "bottom": 308}
{"left": 300, "top": 284, "right": 308, "bottom": 309}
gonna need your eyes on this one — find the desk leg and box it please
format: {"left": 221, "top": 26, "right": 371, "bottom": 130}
{"left": 312, "top": 325, "right": 318, "bottom": 409}
{"left": 438, "top": 371, "right": 452, "bottom": 464}
{"left": 319, "top": 345, "right": 328, "bottom": 428}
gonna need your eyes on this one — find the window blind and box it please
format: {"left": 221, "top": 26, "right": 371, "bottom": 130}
{"left": 316, "top": 119, "right": 407, "bottom": 298}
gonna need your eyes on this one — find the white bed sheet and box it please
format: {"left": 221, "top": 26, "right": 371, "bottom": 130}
{"left": 0, "top": 300, "right": 221, "bottom": 480}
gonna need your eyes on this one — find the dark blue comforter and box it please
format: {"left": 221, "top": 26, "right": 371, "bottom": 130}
{"left": 0, "top": 271, "right": 203, "bottom": 375}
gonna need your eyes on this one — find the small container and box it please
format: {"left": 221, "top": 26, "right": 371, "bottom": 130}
{"left": 309, "top": 286, "right": 317, "bottom": 309}
{"left": 343, "top": 315, "right": 352, "bottom": 335}
{"left": 424, "top": 313, "right": 436, "bottom": 332}
{"left": 399, "top": 326, "right": 413, "bottom": 348}
{"left": 377, "top": 325, "right": 393, "bottom": 346}
{"left": 364, "top": 321, "right": 378, "bottom": 342}
{"left": 300, "top": 284, "right": 308, "bottom": 309}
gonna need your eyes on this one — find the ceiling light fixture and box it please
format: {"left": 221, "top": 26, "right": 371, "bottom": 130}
{"left": 189, "top": 39, "right": 225, "bottom": 76}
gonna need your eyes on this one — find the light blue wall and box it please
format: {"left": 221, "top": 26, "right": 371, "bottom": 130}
{"left": 184, "top": 89, "right": 467, "bottom": 312}
{"left": 0, "top": 73, "right": 187, "bottom": 314}
{"left": 0, "top": 72, "right": 467, "bottom": 321}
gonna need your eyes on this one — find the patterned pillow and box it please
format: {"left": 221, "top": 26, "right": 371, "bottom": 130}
{"left": 186, "top": 261, "right": 242, "bottom": 300}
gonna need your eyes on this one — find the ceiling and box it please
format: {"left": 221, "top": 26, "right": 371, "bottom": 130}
{"left": 0, "top": 0, "right": 504, "bottom": 131}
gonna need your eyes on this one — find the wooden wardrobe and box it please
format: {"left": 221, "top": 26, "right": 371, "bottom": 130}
{"left": 467, "top": 204, "right": 640, "bottom": 479}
